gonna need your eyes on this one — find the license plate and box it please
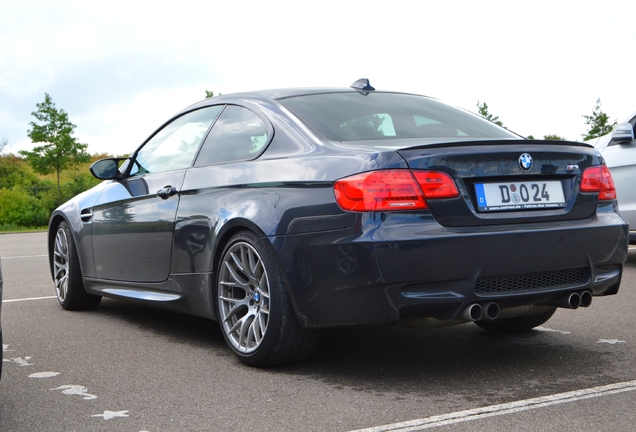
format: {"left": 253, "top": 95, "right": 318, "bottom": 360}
{"left": 475, "top": 180, "right": 566, "bottom": 212}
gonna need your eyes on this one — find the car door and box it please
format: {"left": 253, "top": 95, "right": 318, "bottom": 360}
{"left": 90, "top": 106, "right": 223, "bottom": 282}
{"left": 171, "top": 105, "right": 274, "bottom": 274}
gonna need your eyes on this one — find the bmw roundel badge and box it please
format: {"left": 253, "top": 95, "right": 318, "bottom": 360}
{"left": 519, "top": 153, "right": 533, "bottom": 171}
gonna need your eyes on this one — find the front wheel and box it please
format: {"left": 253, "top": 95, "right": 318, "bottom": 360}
{"left": 53, "top": 222, "right": 101, "bottom": 311}
{"left": 475, "top": 308, "right": 557, "bottom": 333}
{"left": 216, "top": 231, "right": 318, "bottom": 366}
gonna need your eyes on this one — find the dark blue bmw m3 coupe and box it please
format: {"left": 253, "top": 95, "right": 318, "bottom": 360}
{"left": 48, "top": 79, "right": 629, "bottom": 366}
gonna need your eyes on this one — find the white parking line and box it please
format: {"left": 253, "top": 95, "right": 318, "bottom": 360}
{"left": 3, "top": 296, "right": 57, "bottom": 303}
{"left": 1, "top": 254, "right": 48, "bottom": 259}
{"left": 350, "top": 380, "right": 636, "bottom": 432}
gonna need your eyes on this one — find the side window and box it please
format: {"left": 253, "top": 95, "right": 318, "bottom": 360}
{"left": 413, "top": 115, "right": 463, "bottom": 137}
{"left": 194, "top": 106, "right": 269, "bottom": 167}
{"left": 130, "top": 106, "right": 223, "bottom": 176}
{"left": 338, "top": 113, "right": 396, "bottom": 139}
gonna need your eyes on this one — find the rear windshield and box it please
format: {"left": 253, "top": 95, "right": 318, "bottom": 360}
{"left": 279, "top": 92, "right": 518, "bottom": 142}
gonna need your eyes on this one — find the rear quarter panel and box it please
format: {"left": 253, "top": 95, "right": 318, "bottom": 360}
{"left": 171, "top": 155, "right": 374, "bottom": 275}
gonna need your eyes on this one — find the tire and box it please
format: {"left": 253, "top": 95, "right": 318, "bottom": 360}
{"left": 53, "top": 222, "right": 101, "bottom": 311}
{"left": 475, "top": 308, "right": 557, "bottom": 333}
{"left": 216, "top": 231, "right": 318, "bottom": 366}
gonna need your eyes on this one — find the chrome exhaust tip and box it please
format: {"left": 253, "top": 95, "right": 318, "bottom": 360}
{"left": 580, "top": 290, "right": 593, "bottom": 308}
{"left": 459, "top": 303, "right": 483, "bottom": 322}
{"left": 543, "top": 292, "right": 581, "bottom": 309}
{"left": 482, "top": 302, "right": 501, "bottom": 321}
{"left": 568, "top": 292, "right": 581, "bottom": 309}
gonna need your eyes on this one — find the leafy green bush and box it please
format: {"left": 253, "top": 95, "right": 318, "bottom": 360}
{"left": 63, "top": 171, "right": 100, "bottom": 200}
{"left": 0, "top": 154, "right": 106, "bottom": 229}
{"left": 18, "top": 178, "right": 58, "bottom": 215}
{"left": 0, "top": 155, "right": 39, "bottom": 188}
{"left": 0, "top": 188, "right": 49, "bottom": 227}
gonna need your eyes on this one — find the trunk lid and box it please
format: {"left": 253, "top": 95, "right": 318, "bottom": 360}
{"left": 396, "top": 140, "right": 602, "bottom": 227}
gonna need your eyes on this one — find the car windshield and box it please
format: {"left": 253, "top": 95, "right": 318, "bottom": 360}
{"left": 279, "top": 92, "right": 518, "bottom": 142}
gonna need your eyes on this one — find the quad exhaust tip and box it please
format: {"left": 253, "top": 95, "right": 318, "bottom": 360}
{"left": 567, "top": 292, "right": 581, "bottom": 309}
{"left": 543, "top": 290, "right": 594, "bottom": 309}
{"left": 483, "top": 302, "right": 501, "bottom": 321}
{"left": 460, "top": 303, "right": 483, "bottom": 322}
{"left": 399, "top": 291, "right": 593, "bottom": 329}
{"left": 460, "top": 302, "right": 501, "bottom": 322}
{"left": 580, "top": 290, "right": 593, "bottom": 307}
{"left": 460, "top": 291, "right": 591, "bottom": 324}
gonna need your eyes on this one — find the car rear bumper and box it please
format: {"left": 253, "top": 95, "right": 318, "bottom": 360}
{"left": 274, "top": 206, "right": 629, "bottom": 328}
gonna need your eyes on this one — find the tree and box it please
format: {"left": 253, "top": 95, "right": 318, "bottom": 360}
{"left": 20, "top": 93, "right": 90, "bottom": 205}
{"left": 204, "top": 90, "right": 221, "bottom": 98}
{"left": 581, "top": 98, "right": 616, "bottom": 141}
{"left": 527, "top": 134, "right": 567, "bottom": 141}
{"left": 476, "top": 101, "right": 504, "bottom": 127}
{"left": 542, "top": 134, "right": 567, "bottom": 141}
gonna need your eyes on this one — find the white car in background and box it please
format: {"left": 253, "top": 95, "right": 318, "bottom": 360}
{"left": 587, "top": 112, "right": 636, "bottom": 243}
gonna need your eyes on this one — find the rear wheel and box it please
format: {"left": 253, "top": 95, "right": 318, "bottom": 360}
{"left": 53, "top": 222, "right": 101, "bottom": 310}
{"left": 475, "top": 308, "right": 556, "bottom": 333}
{"left": 216, "top": 231, "right": 318, "bottom": 366}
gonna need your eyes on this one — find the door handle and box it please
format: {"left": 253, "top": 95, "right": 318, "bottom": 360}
{"left": 156, "top": 185, "right": 177, "bottom": 199}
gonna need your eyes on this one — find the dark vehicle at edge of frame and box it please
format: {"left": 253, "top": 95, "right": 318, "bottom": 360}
{"left": 47, "top": 79, "right": 629, "bottom": 366}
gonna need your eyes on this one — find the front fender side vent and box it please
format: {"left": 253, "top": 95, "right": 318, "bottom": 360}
{"left": 80, "top": 208, "right": 93, "bottom": 223}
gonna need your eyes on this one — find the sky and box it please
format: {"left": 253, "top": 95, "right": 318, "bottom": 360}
{"left": 1, "top": 0, "right": 635, "bottom": 156}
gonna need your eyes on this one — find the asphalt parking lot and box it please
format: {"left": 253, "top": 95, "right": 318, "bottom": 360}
{"left": 1, "top": 231, "right": 635, "bottom": 431}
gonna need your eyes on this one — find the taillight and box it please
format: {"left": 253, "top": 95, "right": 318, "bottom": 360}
{"left": 580, "top": 165, "right": 616, "bottom": 200}
{"left": 333, "top": 170, "right": 459, "bottom": 212}
{"left": 412, "top": 171, "right": 460, "bottom": 199}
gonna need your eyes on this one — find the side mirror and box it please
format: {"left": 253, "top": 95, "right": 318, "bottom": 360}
{"left": 89, "top": 158, "right": 124, "bottom": 180}
{"left": 611, "top": 122, "right": 635, "bottom": 144}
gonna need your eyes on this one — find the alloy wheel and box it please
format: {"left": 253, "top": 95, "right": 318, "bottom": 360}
{"left": 53, "top": 227, "right": 70, "bottom": 302}
{"left": 218, "top": 241, "right": 271, "bottom": 354}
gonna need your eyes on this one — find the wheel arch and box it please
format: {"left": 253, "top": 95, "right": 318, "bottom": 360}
{"left": 47, "top": 213, "right": 69, "bottom": 280}
{"left": 212, "top": 224, "right": 319, "bottom": 365}
{"left": 48, "top": 209, "right": 96, "bottom": 281}
{"left": 211, "top": 217, "right": 269, "bottom": 276}
{"left": 209, "top": 217, "right": 299, "bottom": 320}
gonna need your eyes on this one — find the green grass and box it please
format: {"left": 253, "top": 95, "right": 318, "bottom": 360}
{"left": 0, "top": 224, "right": 48, "bottom": 233}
